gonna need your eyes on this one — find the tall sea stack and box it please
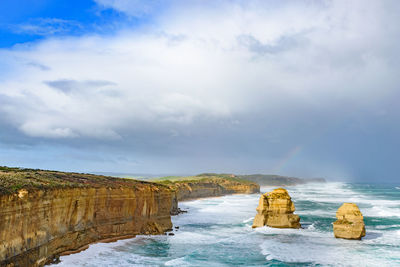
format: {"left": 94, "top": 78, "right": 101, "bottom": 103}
{"left": 252, "top": 188, "right": 301, "bottom": 229}
{"left": 333, "top": 203, "right": 366, "bottom": 240}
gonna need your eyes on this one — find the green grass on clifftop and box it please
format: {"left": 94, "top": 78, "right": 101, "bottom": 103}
{"left": 0, "top": 166, "right": 161, "bottom": 195}
{"left": 152, "top": 173, "right": 255, "bottom": 185}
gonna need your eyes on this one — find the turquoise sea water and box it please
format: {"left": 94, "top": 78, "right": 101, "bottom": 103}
{"left": 56, "top": 183, "right": 400, "bottom": 266}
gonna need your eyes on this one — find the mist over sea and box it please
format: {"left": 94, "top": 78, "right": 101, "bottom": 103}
{"left": 56, "top": 183, "right": 400, "bottom": 266}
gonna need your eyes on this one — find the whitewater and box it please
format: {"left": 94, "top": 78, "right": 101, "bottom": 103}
{"left": 56, "top": 182, "right": 400, "bottom": 266}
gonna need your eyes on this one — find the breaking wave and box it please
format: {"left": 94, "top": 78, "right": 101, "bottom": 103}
{"left": 57, "top": 182, "right": 400, "bottom": 266}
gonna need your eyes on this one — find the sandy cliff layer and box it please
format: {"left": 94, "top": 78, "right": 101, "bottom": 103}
{"left": 0, "top": 169, "right": 174, "bottom": 267}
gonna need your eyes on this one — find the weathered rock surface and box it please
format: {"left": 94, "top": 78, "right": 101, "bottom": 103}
{"left": 171, "top": 178, "right": 260, "bottom": 202}
{"left": 155, "top": 175, "right": 259, "bottom": 204}
{"left": 252, "top": 188, "right": 301, "bottom": 229}
{"left": 0, "top": 169, "right": 260, "bottom": 266}
{"left": 0, "top": 170, "right": 174, "bottom": 267}
{"left": 333, "top": 203, "right": 366, "bottom": 240}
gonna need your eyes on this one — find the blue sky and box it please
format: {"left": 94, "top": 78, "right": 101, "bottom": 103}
{"left": 0, "top": 0, "right": 400, "bottom": 182}
{"left": 0, "top": 0, "right": 140, "bottom": 47}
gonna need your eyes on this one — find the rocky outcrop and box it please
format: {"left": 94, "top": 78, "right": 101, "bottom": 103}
{"left": 333, "top": 203, "right": 366, "bottom": 240}
{"left": 0, "top": 169, "right": 174, "bottom": 267}
{"left": 252, "top": 188, "right": 301, "bottom": 229}
{"left": 170, "top": 178, "right": 260, "bottom": 201}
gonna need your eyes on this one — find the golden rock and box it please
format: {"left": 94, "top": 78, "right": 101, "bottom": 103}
{"left": 252, "top": 188, "right": 301, "bottom": 229}
{"left": 333, "top": 203, "right": 366, "bottom": 240}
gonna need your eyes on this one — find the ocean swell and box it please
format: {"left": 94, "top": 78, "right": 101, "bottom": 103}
{"left": 56, "top": 183, "right": 400, "bottom": 267}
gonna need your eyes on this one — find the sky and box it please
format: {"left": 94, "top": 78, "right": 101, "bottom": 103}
{"left": 0, "top": 0, "right": 399, "bottom": 182}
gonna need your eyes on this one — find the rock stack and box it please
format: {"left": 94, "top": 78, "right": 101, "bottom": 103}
{"left": 252, "top": 188, "right": 301, "bottom": 229}
{"left": 333, "top": 203, "right": 366, "bottom": 240}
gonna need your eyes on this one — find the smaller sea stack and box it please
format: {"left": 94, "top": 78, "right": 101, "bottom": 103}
{"left": 252, "top": 188, "right": 301, "bottom": 229}
{"left": 333, "top": 203, "right": 366, "bottom": 240}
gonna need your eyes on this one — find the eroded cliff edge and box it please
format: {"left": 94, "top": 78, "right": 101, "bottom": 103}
{"left": 153, "top": 174, "right": 260, "bottom": 202}
{"left": 0, "top": 169, "right": 259, "bottom": 266}
{"left": 0, "top": 167, "right": 174, "bottom": 267}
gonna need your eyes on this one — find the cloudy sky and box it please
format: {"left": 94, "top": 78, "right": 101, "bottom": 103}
{"left": 0, "top": 0, "right": 399, "bottom": 182}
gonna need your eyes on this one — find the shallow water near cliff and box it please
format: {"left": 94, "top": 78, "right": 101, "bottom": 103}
{"left": 56, "top": 183, "right": 400, "bottom": 267}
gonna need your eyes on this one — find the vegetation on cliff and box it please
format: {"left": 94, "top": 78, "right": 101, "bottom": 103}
{"left": 152, "top": 173, "right": 260, "bottom": 202}
{"left": 153, "top": 173, "right": 256, "bottom": 185}
{"left": 0, "top": 166, "right": 166, "bottom": 195}
{"left": 151, "top": 173, "right": 324, "bottom": 188}
{"left": 0, "top": 167, "right": 261, "bottom": 265}
{"left": 0, "top": 166, "right": 175, "bottom": 266}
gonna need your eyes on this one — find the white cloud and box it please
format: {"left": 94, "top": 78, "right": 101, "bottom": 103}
{"left": 95, "top": 0, "right": 165, "bottom": 17}
{"left": 0, "top": 0, "right": 399, "bottom": 142}
{"left": 11, "top": 18, "right": 82, "bottom": 36}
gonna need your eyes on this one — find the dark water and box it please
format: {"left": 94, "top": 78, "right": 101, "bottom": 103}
{"left": 57, "top": 183, "right": 400, "bottom": 266}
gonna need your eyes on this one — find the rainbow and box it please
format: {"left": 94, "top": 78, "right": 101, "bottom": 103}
{"left": 272, "top": 145, "right": 303, "bottom": 173}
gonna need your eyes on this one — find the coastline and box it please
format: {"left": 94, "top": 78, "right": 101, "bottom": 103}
{"left": 0, "top": 168, "right": 259, "bottom": 266}
{"left": 55, "top": 182, "right": 400, "bottom": 266}
{"left": 0, "top": 168, "right": 174, "bottom": 266}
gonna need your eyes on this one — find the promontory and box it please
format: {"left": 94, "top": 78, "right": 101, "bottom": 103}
{"left": 0, "top": 168, "right": 259, "bottom": 266}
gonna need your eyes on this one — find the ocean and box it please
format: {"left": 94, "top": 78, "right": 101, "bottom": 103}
{"left": 56, "top": 183, "right": 400, "bottom": 266}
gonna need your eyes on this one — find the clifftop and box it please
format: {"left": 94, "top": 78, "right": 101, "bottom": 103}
{"left": 152, "top": 173, "right": 256, "bottom": 185}
{"left": 152, "top": 172, "right": 326, "bottom": 187}
{"left": 0, "top": 166, "right": 165, "bottom": 195}
{"left": 0, "top": 168, "right": 260, "bottom": 265}
{"left": 152, "top": 174, "right": 260, "bottom": 201}
{"left": 0, "top": 166, "right": 174, "bottom": 266}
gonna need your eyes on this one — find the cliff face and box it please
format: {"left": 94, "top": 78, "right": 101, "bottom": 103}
{"left": 0, "top": 169, "right": 260, "bottom": 266}
{"left": 252, "top": 188, "right": 301, "bottom": 229}
{"left": 333, "top": 203, "right": 366, "bottom": 240}
{"left": 0, "top": 169, "right": 174, "bottom": 267}
{"left": 167, "top": 178, "right": 260, "bottom": 202}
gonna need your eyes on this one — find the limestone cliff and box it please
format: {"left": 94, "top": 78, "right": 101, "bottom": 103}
{"left": 154, "top": 175, "right": 260, "bottom": 202}
{"left": 0, "top": 168, "right": 174, "bottom": 267}
{"left": 333, "top": 203, "right": 366, "bottom": 240}
{"left": 252, "top": 188, "right": 301, "bottom": 229}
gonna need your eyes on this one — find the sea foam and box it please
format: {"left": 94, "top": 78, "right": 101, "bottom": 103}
{"left": 56, "top": 183, "right": 400, "bottom": 267}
